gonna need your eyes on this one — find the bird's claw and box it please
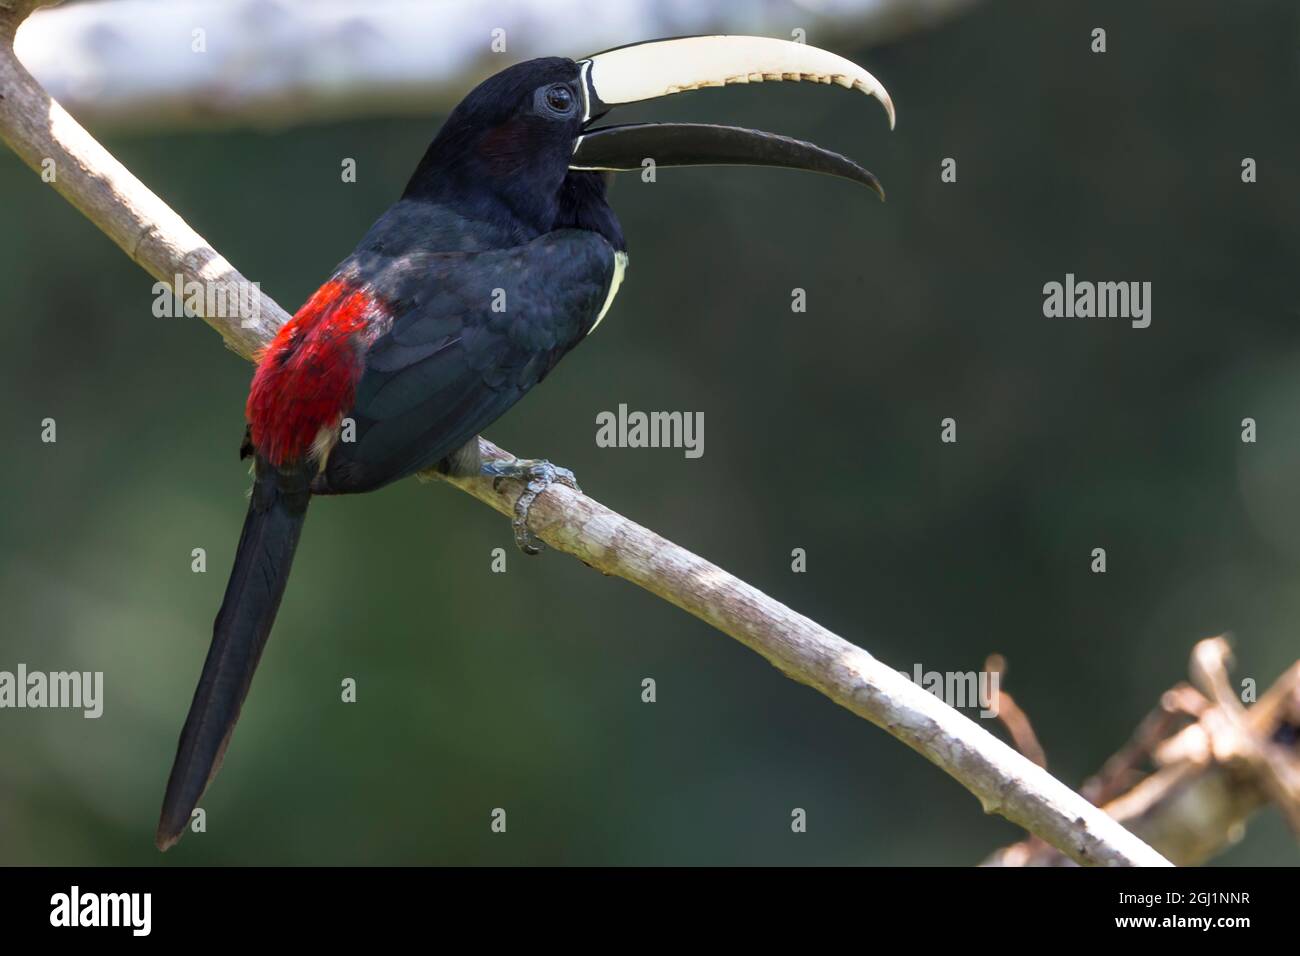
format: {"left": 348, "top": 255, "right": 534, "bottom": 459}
{"left": 481, "top": 458, "right": 581, "bottom": 555}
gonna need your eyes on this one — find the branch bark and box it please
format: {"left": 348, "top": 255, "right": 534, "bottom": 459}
{"left": 0, "top": 4, "right": 1169, "bottom": 867}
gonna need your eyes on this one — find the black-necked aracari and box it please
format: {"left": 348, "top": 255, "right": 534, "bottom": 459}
{"left": 156, "top": 35, "right": 894, "bottom": 850}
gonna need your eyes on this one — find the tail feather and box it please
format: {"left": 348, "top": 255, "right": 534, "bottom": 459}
{"left": 156, "top": 461, "right": 310, "bottom": 851}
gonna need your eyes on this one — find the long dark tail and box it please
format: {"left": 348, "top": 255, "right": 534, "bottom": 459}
{"left": 156, "top": 460, "right": 311, "bottom": 851}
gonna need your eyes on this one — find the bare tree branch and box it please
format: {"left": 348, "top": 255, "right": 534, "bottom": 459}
{"left": 984, "top": 638, "right": 1300, "bottom": 866}
{"left": 12, "top": 0, "right": 981, "bottom": 130}
{"left": 0, "top": 3, "right": 1169, "bottom": 867}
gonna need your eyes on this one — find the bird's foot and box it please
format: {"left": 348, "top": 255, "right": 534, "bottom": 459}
{"left": 480, "top": 458, "right": 581, "bottom": 555}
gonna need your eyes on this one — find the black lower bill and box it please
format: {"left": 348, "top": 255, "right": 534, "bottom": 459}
{"left": 570, "top": 122, "right": 884, "bottom": 199}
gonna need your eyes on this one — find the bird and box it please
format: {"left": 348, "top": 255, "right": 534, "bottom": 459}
{"left": 155, "top": 34, "right": 894, "bottom": 851}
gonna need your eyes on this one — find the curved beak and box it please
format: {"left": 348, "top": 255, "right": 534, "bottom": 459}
{"left": 569, "top": 35, "right": 894, "bottom": 195}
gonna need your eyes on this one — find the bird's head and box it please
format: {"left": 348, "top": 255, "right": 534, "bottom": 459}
{"left": 404, "top": 36, "right": 895, "bottom": 247}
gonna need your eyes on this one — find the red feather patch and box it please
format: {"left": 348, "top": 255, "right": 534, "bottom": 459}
{"left": 246, "top": 278, "right": 377, "bottom": 467}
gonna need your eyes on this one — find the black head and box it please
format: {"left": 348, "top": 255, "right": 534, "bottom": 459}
{"left": 401, "top": 38, "right": 898, "bottom": 252}
{"left": 403, "top": 57, "right": 621, "bottom": 248}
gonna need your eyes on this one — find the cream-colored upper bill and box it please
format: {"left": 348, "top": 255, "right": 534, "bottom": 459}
{"left": 582, "top": 35, "right": 895, "bottom": 129}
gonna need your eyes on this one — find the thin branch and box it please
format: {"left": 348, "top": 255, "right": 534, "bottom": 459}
{"left": 985, "top": 638, "right": 1300, "bottom": 866}
{"left": 12, "top": 0, "right": 982, "bottom": 130}
{"left": 0, "top": 4, "right": 1169, "bottom": 867}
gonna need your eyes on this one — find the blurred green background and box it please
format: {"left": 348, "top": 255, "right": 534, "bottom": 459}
{"left": 1, "top": 0, "right": 1298, "bottom": 865}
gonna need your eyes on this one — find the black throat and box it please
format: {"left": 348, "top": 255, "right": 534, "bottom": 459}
{"left": 553, "top": 171, "right": 626, "bottom": 252}
{"left": 403, "top": 140, "right": 624, "bottom": 251}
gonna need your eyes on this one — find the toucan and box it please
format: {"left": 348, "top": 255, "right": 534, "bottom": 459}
{"left": 155, "top": 35, "right": 894, "bottom": 850}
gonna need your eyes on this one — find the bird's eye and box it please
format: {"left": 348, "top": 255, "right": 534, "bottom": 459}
{"left": 544, "top": 85, "right": 574, "bottom": 114}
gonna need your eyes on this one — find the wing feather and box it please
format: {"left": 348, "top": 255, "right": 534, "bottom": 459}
{"left": 318, "top": 228, "right": 617, "bottom": 493}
